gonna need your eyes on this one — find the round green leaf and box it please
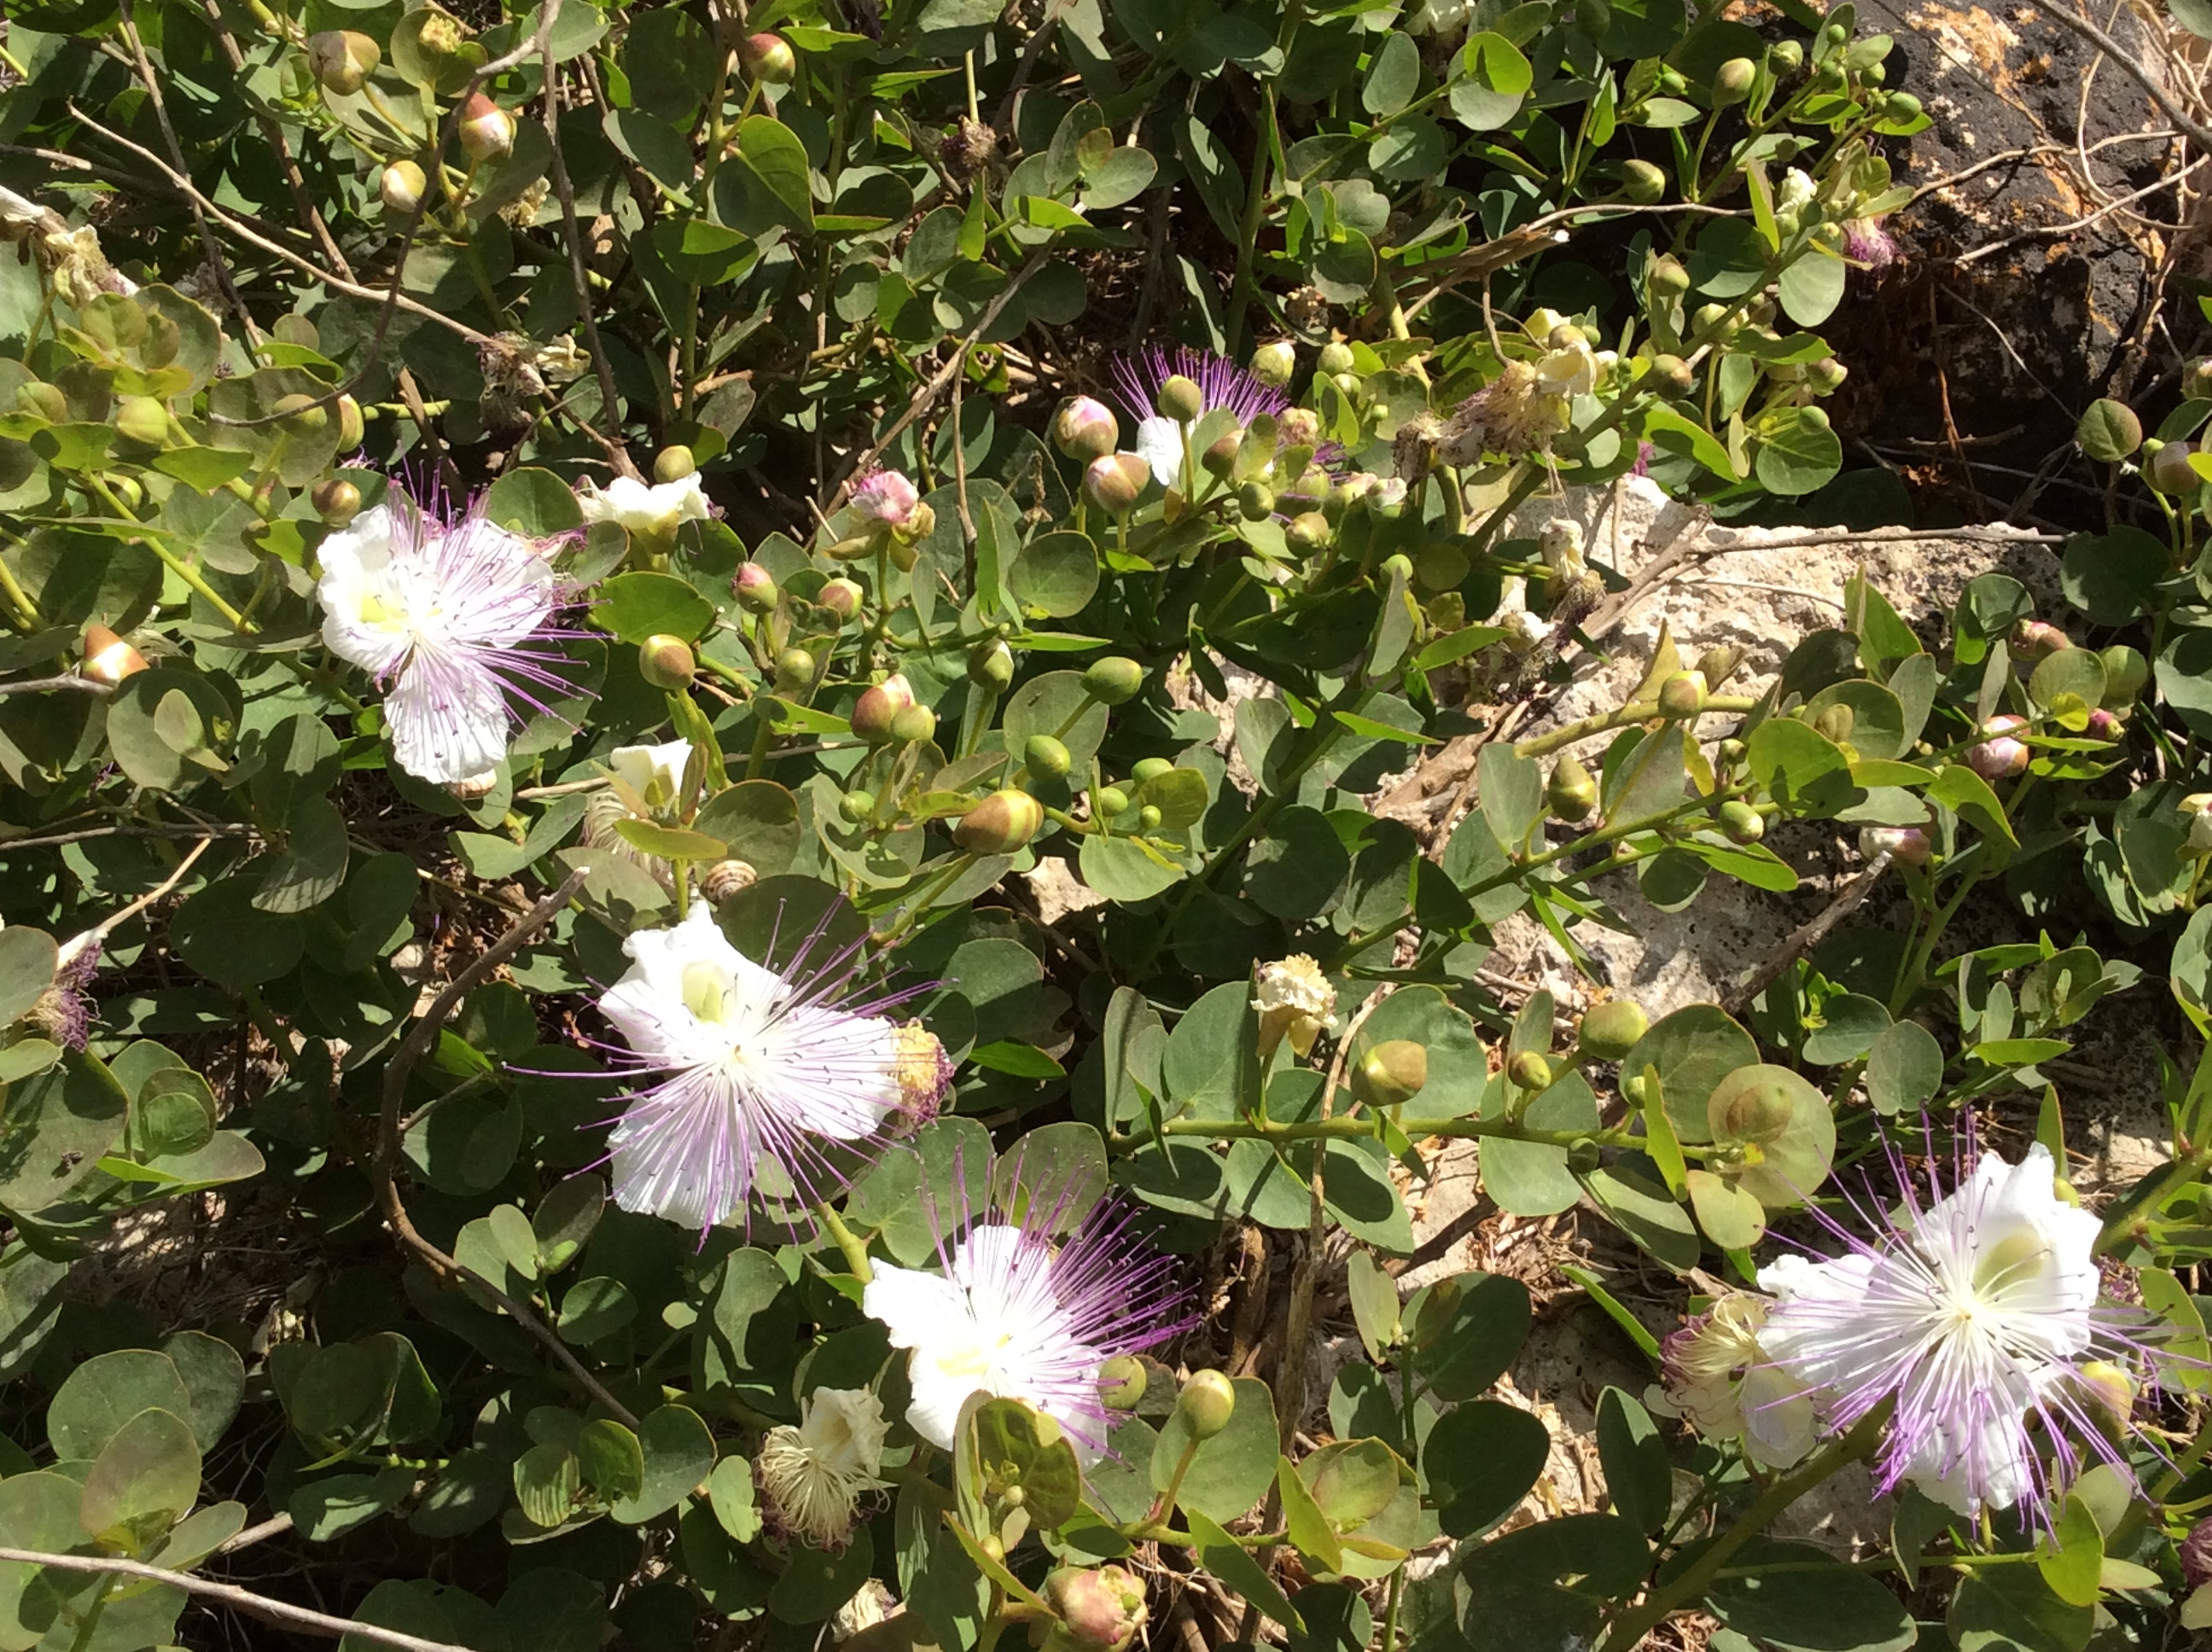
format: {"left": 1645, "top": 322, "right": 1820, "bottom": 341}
{"left": 1007, "top": 530, "right": 1098, "bottom": 618}
{"left": 1866, "top": 1020, "right": 1944, "bottom": 1115}
{"left": 49, "top": 1349, "right": 193, "bottom": 1461}
{"left": 1426, "top": 1399, "right": 1549, "bottom": 1537}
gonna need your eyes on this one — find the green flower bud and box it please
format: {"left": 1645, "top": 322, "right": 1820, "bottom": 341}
{"left": 890, "top": 704, "right": 938, "bottom": 746}
{"left": 1813, "top": 702, "right": 1854, "bottom": 742}
{"left": 1158, "top": 374, "right": 1205, "bottom": 423}
{"left": 1176, "top": 1370, "right": 1237, "bottom": 1440}
{"left": 1577, "top": 1000, "right": 1649, "bottom": 1061}
{"left": 818, "top": 577, "right": 864, "bottom": 623}
{"left": 1883, "top": 91, "right": 1922, "bottom": 120}
{"left": 2076, "top": 398, "right": 2142, "bottom": 463}
{"left": 1720, "top": 799, "right": 1765, "bottom": 844}
{"left": 969, "top": 638, "right": 1016, "bottom": 690}
{"left": 312, "top": 477, "right": 362, "bottom": 528}
{"left": 1138, "top": 804, "right": 1162, "bottom": 829}
{"left": 15, "top": 383, "right": 65, "bottom": 424}
{"left": 1769, "top": 38, "right": 1803, "bottom": 72}
{"left": 1286, "top": 510, "right": 1331, "bottom": 552}
{"left": 307, "top": 29, "right": 380, "bottom": 96}
{"left": 1712, "top": 57, "right": 1756, "bottom": 104}
{"left": 1317, "top": 340, "right": 1356, "bottom": 376}
{"left": 1710, "top": 1068, "right": 1795, "bottom": 1143}
{"left": 2100, "top": 644, "right": 2150, "bottom": 703}
{"left": 1131, "top": 757, "right": 1173, "bottom": 783}
{"left": 337, "top": 393, "right": 364, "bottom": 449}
{"left": 775, "top": 648, "right": 816, "bottom": 691}
{"left": 1249, "top": 340, "right": 1297, "bottom": 387}
{"left": 1351, "top": 1040, "right": 1429, "bottom": 1108}
{"left": 1692, "top": 303, "right": 1739, "bottom": 341}
{"left": 954, "top": 789, "right": 1045, "bottom": 854}
{"left": 841, "top": 788, "right": 876, "bottom": 823}
{"left": 115, "top": 396, "right": 169, "bottom": 447}
{"left": 1093, "top": 785, "right": 1130, "bottom": 819}
{"left": 638, "top": 634, "right": 697, "bottom": 691}
{"left": 1656, "top": 669, "right": 1708, "bottom": 718}
{"left": 1026, "top": 734, "right": 1073, "bottom": 778}
{"left": 2186, "top": 359, "right": 2212, "bottom": 401}
{"left": 1237, "top": 481, "right": 1276, "bottom": 522}
{"left": 1621, "top": 159, "right": 1668, "bottom": 203}
{"left": 274, "top": 393, "right": 327, "bottom": 433}
{"left": 1547, "top": 755, "right": 1598, "bottom": 822}
{"left": 1082, "top": 656, "right": 1144, "bottom": 706}
{"left": 1650, "top": 353, "right": 1696, "bottom": 392}
{"left": 1202, "top": 430, "right": 1243, "bottom": 478}
{"left": 1508, "top": 1050, "right": 1552, "bottom": 1091}
{"left": 1098, "top": 1356, "right": 1149, "bottom": 1411}
{"left": 655, "top": 444, "right": 697, "bottom": 483}
{"left": 1808, "top": 357, "right": 1848, "bottom": 392}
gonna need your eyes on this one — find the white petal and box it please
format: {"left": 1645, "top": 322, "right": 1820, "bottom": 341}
{"left": 864, "top": 1262, "right": 970, "bottom": 1351}
{"left": 383, "top": 653, "right": 511, "bottom": 783}
{"left": 1133, "top": 417, "right": 1182, "bottom": 491}
{"left": 1903, "top": 1404, "right": 2034, "bottom": 1515}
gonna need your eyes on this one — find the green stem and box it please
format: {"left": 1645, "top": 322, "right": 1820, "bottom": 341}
{"left": 815, "top": 1201, "right": 874, "bottom": 1283}
{"left": 1598, "top": 1408, "right": 1885, "bottom": 1652}
{"left": 1515, "top": 696, "right": 1758, "bottom": 759}
{"left": 0, "top": 553, "right": 42, "bottom": 631}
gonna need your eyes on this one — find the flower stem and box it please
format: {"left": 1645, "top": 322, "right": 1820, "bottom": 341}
{"left": 814, "top": 1201, "right": 873, "bottom": 1284}
{"left": 1598, "top": 1406, "right": 1886, "bottom": 1652}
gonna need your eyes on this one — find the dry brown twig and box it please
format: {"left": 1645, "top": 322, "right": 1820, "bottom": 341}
{"left": 0, "top": 1547, "right": 473, "bottom": 1652}
{"left": 373, "top": 867, "right": 642, "bottom": 1428}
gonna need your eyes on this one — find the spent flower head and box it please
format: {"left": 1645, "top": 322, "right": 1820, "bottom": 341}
{"left": 1658, "top": 1292, "right": 1818, "bottom": 1469}
{"left": 755, "top": 1386, "right": 890, "bottom": 1550}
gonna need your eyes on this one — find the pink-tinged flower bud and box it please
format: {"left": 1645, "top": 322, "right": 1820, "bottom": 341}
{"left": 851, "top": 673, "right": 917, "bottom": 744}
{"left": 1860, "top": 825, "right": 1931, "bottom": 865}
{"left": 2087, "top": 707, "right": 2122, "bottom": 740}
{"left": 953, "top": 788, "right": 1045, "bottom": 854}
{"left": 818, "top": 577, "right": 864, "bottom": 622}
{"left": 2009, "top": 618, "right": 2068, "bottom": 661}
{"left": 308, "top": 30, "right": 380, "bottom": 95}
{"left": 741, "top": 32, "right": 797, "bottom": 84}
{"left": 81, "top": 623, "right": 148, "bottom": 687}
{"left": 1278, "top": 407, "right": 1320, "bottom": 449}
{"left": 459, "top": 93, "right": 516, "bottom": 163}
{"left": 1051, "top": 396, "right": 1119, "bottom": 462}
{"left": 1083, "top": 452, "right": 1149, "bottom": 514}
{"left": 1249, "top": 339, "right": 1296, "bottom": 387}
{"left": 852, "top": 468, "right": 921, "bottom": 529}
{"left": 1965, "top": 714, "right": 2030, "bottom": 780}
{"left": 2146, "top": 439, "right": 2200, "bottom": 495}
{"left": 732, "top": 562, "right": 779, "bottom": 614}
{"left": 380, "top": 160, "right": 427, "bottom": 215}
{"left": 1043, "top": 1566, "right": 1146, "bottom": 1652}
